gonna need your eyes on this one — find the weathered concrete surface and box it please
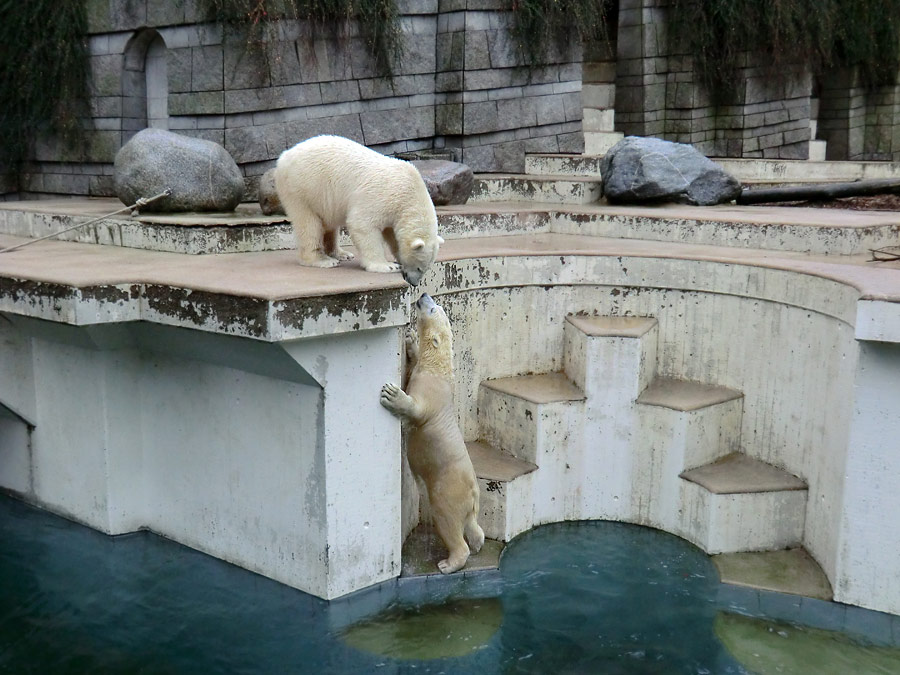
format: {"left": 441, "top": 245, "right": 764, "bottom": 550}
{"left": 3, "top": 197, "right": 899, "bottom": 256}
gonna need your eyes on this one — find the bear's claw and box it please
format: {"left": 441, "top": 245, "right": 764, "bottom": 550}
{"left": 333, "top": 249, "right": 355, "bottom": 261}
{"left": 380, "top": 382, "right": 402, "bottom": 411}
{"left": 365, "top": 261, "right": 402, "bottom": 274}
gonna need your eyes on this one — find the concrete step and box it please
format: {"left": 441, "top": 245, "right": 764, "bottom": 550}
{"left": 632, "top": 377, "right": 745, "bottom": 529}
{"left": 680, "top": 452, "right": 806, "bottom": 494}
{"left": 467, "top": 440, "right": 537, "bottom": 542}
{"left": 470, "top": 174, "right": 602, "bottom": 205}
{"left": 678, "top": 452, "right": 808, "bottom": 554}
{"left": 477, "top": 373, "right": 585, "bottom": 525}
{"left": 564, "top": 315, "right": 658, "bottom": 399}
{"left": 478, "top": 372, "right": 584, "bottom": 464}
{"left": 713, "top": 157, "right": 900, "bottom": 183}
{"left": 525, "top": 153, "right": 603, "bottom": 177}
{"left": 712, "top": 547, "right": 832, "bottom": 600}
{"left": 637, "top": 377, "right": 743, "bottom": 412}
{"left": 565, "top": 315, "right": 659, "bottom": 521}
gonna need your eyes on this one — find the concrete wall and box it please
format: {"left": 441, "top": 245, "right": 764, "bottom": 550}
{"left": 426, "top": 255, "right": 857, "bottom": 587}
{"left": 0, "top": 317, "right": 402, "bottom": 600}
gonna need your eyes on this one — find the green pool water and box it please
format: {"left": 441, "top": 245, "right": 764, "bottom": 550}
{"left": 1, "top": 495, "right": 897, "bottom": 673}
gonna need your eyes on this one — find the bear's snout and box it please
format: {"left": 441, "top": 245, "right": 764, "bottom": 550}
{"left": 416, "top": 293, "right": 436, "bottom": 311}
{"left": 403, "top": 270, "right": 423, "bottom": 286}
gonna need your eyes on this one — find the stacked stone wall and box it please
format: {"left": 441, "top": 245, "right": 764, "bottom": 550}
{"left": 13, "top": 0, "right": 583, "bottom": 200}
{"left": 614, "top": 0, "right": 812, "bottom": 159}
{"left": 819, "top": 67, "right": 900, "bottom": 161}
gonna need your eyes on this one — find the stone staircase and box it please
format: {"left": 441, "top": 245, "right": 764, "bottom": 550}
{"left": 466, "top": 314, "right": 809, "bottom": 557}
{"left": 469, "top": 150, "right": 900, "bottom": 206}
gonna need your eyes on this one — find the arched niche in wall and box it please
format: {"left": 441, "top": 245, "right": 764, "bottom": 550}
{"left": 122, "top": 29, "right": 169, "bottom": 139}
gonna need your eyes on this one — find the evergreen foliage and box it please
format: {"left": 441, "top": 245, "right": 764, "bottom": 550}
{"left": 201, "top": 0, "right": 403, "bottom": 76}
{"left": 0, "top": 0, "right": 89, "bottom": 172}
{"left": 508, "top": 0, "right": 613, "bottom": 66}
{"left": 671, "top": 0, "right": 900, "bottom": 97}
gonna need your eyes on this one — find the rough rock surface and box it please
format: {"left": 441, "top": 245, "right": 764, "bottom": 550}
{"left": 411, "top": 160, "right": 474, "bottom": 206}
{"left": 601, "top": 136, "right": 741, "bottom": 206}
{"left": 114, "top": 129, "right": 244, "bottom": 212}
{"left": 258, "top": 168, "right": 283, "bottom": 215}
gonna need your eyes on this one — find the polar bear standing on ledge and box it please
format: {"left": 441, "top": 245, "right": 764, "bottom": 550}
{"left": 380, "top": 293, "right": 484, "bottom": 574}
{"left": 274, "top": 135, "right": 443, "bottom": 286}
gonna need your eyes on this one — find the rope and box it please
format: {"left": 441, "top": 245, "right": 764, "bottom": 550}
{"left": 0, "top": 189, "right": 171, "bottom": 254}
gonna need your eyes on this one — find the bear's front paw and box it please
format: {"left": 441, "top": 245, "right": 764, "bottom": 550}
{"left": 380, "top": 382, "right": 403, "bottom": 411}
{"left": 333, "top": 248, "right": 355, "bottom": 261}
{"left": 299, "top": 255, "right": 340, "bottom": 268}
{"left": 365, "top": 261, "right": 402, "bottom": 274}
{"left": 405, "top": 330, "right": 419, "bottom": 359}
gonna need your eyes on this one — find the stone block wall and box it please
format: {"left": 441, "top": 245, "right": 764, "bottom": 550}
{"left": 11, "top": 0, "right": 584, "bottom": 200}
{"left": 819, "top": 67, "right": 900, "bottom": 161}
{"left": 436, "top": 0, "right": 584, "bottom": 172}
{"left": 613, "top": 0, "right": 812, "bottom": 159}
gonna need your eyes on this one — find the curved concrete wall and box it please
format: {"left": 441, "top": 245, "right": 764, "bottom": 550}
{"left": 418, "top": 254, "right": 859, "bottom": 588}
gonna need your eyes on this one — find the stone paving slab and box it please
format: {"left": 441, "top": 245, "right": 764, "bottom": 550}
{"left": 713, "top": 548, "right": 833, "bottom": 600}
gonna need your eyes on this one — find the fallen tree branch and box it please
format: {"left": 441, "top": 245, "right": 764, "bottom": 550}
{"left": 0, "top": 190, "right": 170, "bottom": 254}
{"left": 737, "top": 178, "right": 900, "bottom": 205}
{"left": 869, "top": 246, "right": 900, "bottom": 262}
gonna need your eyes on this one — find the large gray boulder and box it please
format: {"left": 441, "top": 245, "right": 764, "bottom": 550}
{"left": 258, "top": 168, "right": 283, "bottom": 215}
{"left": 601, "top": 136, "right": 741, "bottom": 206}
{"left": 411, "top": 160, "right": 474, "bottom": 206}
{"left": 114, "top": 129, "right": 244, "bottom": 212}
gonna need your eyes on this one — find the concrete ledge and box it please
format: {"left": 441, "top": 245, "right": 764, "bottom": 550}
{"left": 467, "top": 440, "right": 537, "bottom": 481}
{"left": 637, "top": 377, "right": 743, "bottom": 412}
{"left": 481, "top": 372, "right": 585, "bottom": 404}
{"left": 565, "top": 314, "right": 657, "bottom": 338}
{"left": 681, "top": 453, "right": 807, "bottom": 494}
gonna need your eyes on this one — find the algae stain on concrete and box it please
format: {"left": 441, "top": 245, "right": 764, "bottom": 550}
{"left": 340, "top": 597, "right": 502, "bottom": 660}
{"left": 715, "top": 612, "right": 900, "bottom": 675}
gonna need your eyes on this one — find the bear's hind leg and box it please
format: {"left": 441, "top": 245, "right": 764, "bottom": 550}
{"left": 323, "top": 228, "right": 355, "bottom": 261}
{"left": 464, "top": 511, "right": 485, "bottom": 554}
{"left": 346, "top": 207, "right": 400, "bottom": 274}
{"left": 284, "top": 201, "right": 338, "bottom": 268}
{"left": 433, "top": 512, "right": 470, "bottom": 574}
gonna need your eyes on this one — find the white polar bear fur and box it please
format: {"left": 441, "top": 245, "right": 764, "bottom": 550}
{"left": 380, "top": 293, "right": 484, "bottom": 574}
{"left": 274, "top": 135, "right": 443, "bottom": 285}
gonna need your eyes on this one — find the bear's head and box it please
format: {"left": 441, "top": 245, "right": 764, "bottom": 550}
{"left": 399, "top": 235, "right": 444, "bottom": 287}
{"left": 414, "top": 293, "right": 453, "bottom": 375}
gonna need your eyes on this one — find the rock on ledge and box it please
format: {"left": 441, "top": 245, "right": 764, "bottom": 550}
{"left": 601, "top": 136, "right": 741, "bottom": 206}
{"left": 114, "top": 129, "right": 245, "bottom": 213}
{"left": 412, "top": 160, "right": 474, "bottom": 206}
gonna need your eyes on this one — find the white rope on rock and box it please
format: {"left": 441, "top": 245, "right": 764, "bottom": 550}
{"left": 0, "top": 189, "right": 171, "bottom": 254}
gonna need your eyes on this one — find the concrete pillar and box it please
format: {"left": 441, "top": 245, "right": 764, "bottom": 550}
{"left": 835, "top": 341, "right": 900, "bottom": 616}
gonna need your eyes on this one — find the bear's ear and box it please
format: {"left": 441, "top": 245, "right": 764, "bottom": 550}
{"left": 411, "top": 238, "right": 425, "bottom": 250}
{"left": 431, "top": 334, "right": 441, "bottom": 349}
{"left": 437, "top": 235, "right": 445, "bottom": 245}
